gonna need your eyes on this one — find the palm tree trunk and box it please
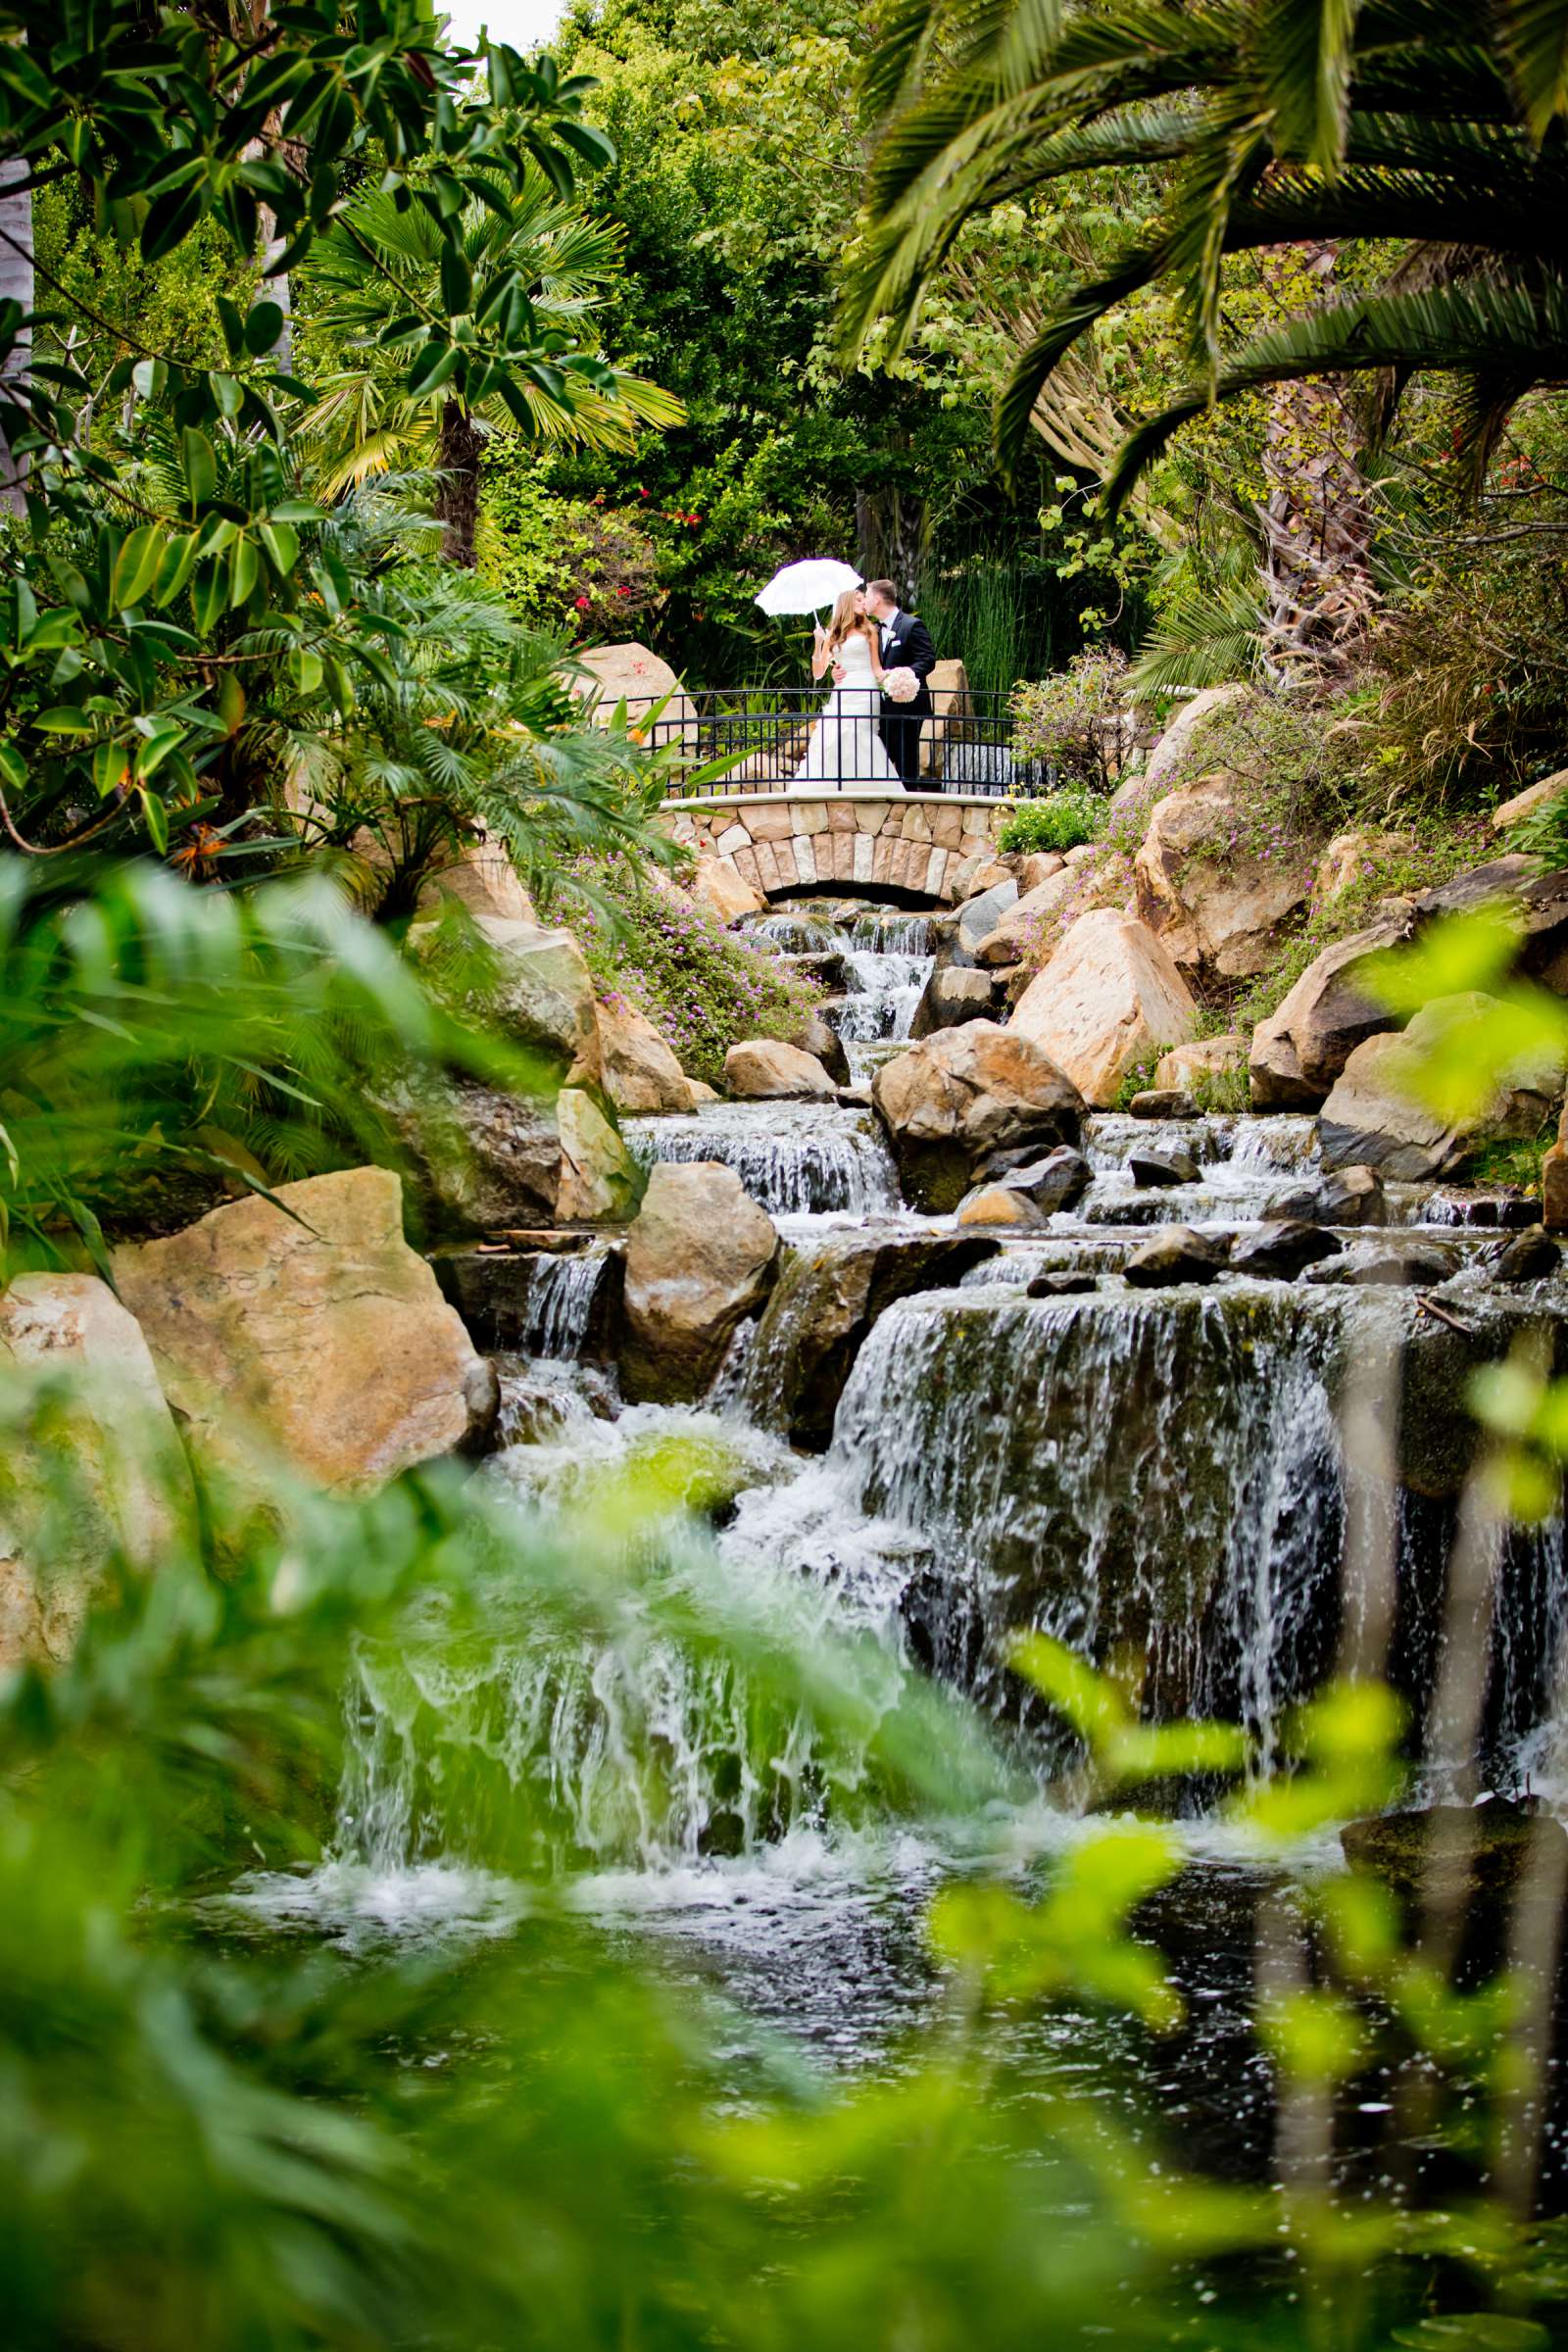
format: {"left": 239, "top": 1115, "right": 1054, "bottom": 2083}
{"left": 0, "top": 156, "right": 34, "bottom": 518}
{"left": 1258, "top": 245, "right": 1377, "bottom": 683}
{"left": 436, "top": 400, "right": 484, "bottom": 566}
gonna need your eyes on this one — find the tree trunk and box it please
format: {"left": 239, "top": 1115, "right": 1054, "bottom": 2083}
{"left": 856, "top": 482, "right": 924, "bottom": 604}
{"left": 1258, "top": 246, "right": 1376, "bottom": 684}
{"left": 0, "top": 155, "right": 34, "bottom": 518}
{"left": 436, "top": 400, "right": 484, "bottom": 566}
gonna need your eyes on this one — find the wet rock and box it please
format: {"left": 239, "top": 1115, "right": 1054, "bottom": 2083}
{"left": 745, "top": 1231, "right": 998, "bottom": 1448}
{"left": 835, "top": 1083, "right": 873, "bottom": 1108}
{"left": 1010, "top": 908, "right": 1200, "bottom": 1107}
{"left": 1123, "top": 1227, "right": 1230, "bottom": 1287}
{"left": 956, "top": 1184, "right": 1048, "bottom": 1230}
{"left": 1026, "top": 1269, "right": 1100, "bottom": 1297}
{"left": 1490, "top": 1229, "right": 1561, "bottom": 1282}
{"left": 1342, "top": 1801, "right": 1568, "bottom": 1909}
{"left": 113, "top": 1169, "right": 496, "bottom": 1491}
{"left": 597, "top": 999, "right": 697, "bottom": 1114}
{"left": 910, "top": 964, "right": 1000, "bottom": 1037}
{"left": 1275, "top": 1164, "right": 1388, "bottom": 1228}
{"left": 0, "top": 1274, "right": 194, "bottom": 1667}
{"left": 1230, "top": 1221, "right": 1344, "bottom": 1280}
{"left": 434, "top": 1240, "right": 625, "bottom": 1358}
{"left": 1425, "top": 1185, "right": 1540, "bottom": 1229}
{"left": 1249, "top": 914, "right": 1410, "bottom": 1108}
{"left": 871, "top": 1020, "right": 1086, "bottom": 1212}
{"left": 1154, "top": 1035, "right": 1247, "bottom": 1093}
{"left": 1306, "top": 1240, "right": 1459, "bottom": 1287}
{"left": 617, "top": 1162, "right": 779, "bottom": 1404}
{"left": 723, "top": 1039, "right": 838, "bottom": 1101}
{"left": 1131, "top": 1150, "right": 1199, "bottom": 1188}
{"left": 975, "top": 1144, "right": 1092, "bottom": 1214}
{"left": 1134, "top": 771, "right": 1313, "bottom": 981}
{"left": 784, "top": 950, "right": 853, "bottom": 994}
{"left": 1129, "top": 1089, "right": 1197, "bottom": 1120}
{"left": 799, "top": 1011, "right": 851, "bottom": 1087}
{"left": 1318, "top": 992, "right": 1568, "bottom": 1180}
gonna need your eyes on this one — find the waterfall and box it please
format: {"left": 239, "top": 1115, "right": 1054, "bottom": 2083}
{"left": 511, "top": 1243, "right": 617, "bottom": 1358}
{"left": 623, "top": 1102, "right": 901, "bottom": 1217}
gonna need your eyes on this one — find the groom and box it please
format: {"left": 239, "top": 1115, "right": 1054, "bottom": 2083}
{"left": 864, "top": 579, "right": 937, "bottom": 788}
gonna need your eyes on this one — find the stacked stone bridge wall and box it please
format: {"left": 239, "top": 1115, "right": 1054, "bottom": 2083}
{"left": 659, "top": 792, "right": 1010, "bottom": 906}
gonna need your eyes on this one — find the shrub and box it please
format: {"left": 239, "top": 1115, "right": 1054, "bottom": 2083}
{"left": 998, "top": 792, "right": 1103, "bottom": 856}
{"left": 1010, "top": 649, "right": 1132, "bottom": 793}
{"left": 562, "top": 859, "right": 820, "bottom": 1085}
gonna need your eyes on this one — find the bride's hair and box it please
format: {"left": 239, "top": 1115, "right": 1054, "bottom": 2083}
{"left": 824, "top": 588, "right": 872, "bottom": 653}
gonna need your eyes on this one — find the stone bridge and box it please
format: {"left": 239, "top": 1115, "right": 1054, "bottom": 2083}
{"left": 659, "top": 792, "right": 1011, "bottom": 907}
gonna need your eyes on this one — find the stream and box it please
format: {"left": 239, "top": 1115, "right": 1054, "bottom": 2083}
{"left": 227, "top": 901, "right": 1568, "bottom": 2201}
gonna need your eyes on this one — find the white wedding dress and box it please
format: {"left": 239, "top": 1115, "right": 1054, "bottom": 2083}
{"left": 791, "top": 630, "right": 904, "bottom": 792}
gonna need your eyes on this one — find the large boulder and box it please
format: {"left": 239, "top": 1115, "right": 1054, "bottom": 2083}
{"left": 745, "top": 1232, "right": 999, "bottom": 1448}
{"left": 1133, "top": 772, "right": 1312, "bottom": 981}
{"left": 1312, "top": 830, "right": 1416, "bottom": 907}
{"left": 973, "top": 870, "right": 1079, "bottom": 969}
{"left": 800, "top": 1011, "right": 852, "bottom": 1087}
{"left": 954, "top": 877, "right": 1019, "bottom": 963}
{"left": 689, "top": 856, "right": 766, "bottom": 924}
{"left": 1135, "top": 684, "right": 1252, "bottom": 805}
{"left": 724, "top": 1039, "right": 837, "bottom": 1100}
{"left": 1154, "top": 1034, "right": 1246, "bottom": 1092}
{"left": 1009, "top": 909, "right": 1199, "bottom": 1107}
{"left": 1249, "top": 912, "right": 1410, "bottom": 1107}
{"left": 382, "top": 1072, "right": 638, "bottom": 1232}
{"left": 1317, "top": 992, "right": 1568, "bottom": 1179}
{"left": 409, "top": 914, "right": 602, "bottom": 1087}
{"left": 597, "top": 998, "right": 696, "bottom": 1114}
{"left": 112, "top": 1168, "right": 497, "bottom": 1491}
{"left": 871, "top": 1021, "right": 1085, "bottom": 1211}
{"left": 617, "top": 1162, "right": 779, "bottom": 1402}
{"left": 910, "top": 964, "right": 1001, "bottom": 1037}
{"left": 0, "top": 1274, "right": 192, "bottom": 1667}
{"left": 1492, "top": 769, "right": 1568, "bottom": 836}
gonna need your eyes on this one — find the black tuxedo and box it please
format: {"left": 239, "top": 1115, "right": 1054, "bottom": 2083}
{"left": 876, "top": 608, "right": 937, "bottom": 787}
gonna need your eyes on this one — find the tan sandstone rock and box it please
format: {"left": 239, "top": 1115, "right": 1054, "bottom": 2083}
{"left": 871, "top": 1021, "right": 1085, "bottom": 1211}
{"left": 618, "top": 1161, "right": 779, "bottom": 1402}
{"left": 556, "top": 1088, "right": 641, "bottom": 1222}
{"left": 1154, "top": 1035, "right": 1248, "bottom": 1091}
{"left": 724, "top": 1039, "right": 838, "bottom": 1100}
{"left": 113, "top": 1168, "right": 495, "bottom": 1491}
{"left": 689, "top": 856, "right": 767, "bottom": 924}
{"left": 1010, "top": 909, "right": 1199, "bottom": 1106}
{"left": 597, "top": 1000, "right": 697, "bottom": 1114}
{"left": 974, "top": 870, "right": 1079, "bottom": 968}
{"left": 1318, "top": 993, "right": 1568, "bottom": 1180}
{"left": 409, "top": 913, "right": 603, "bottom": 1087}
{"left": 0, "top": 1274, "right": 192, "bottom": 1667}
{"left": 1134, "top": 773, "right": 1312, "bottom": 980}
{"left": 1249, "top": 913, "right": 1411, "bottom": 1108}
{"left": 1493, "top": 768, "right": 1568, "bottom": 835}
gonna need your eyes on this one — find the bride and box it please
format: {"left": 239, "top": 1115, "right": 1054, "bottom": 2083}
{"left": 790, "top": 588, "right": 904, "bottom": 792}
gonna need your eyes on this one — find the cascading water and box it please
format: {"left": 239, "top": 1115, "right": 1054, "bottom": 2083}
{"left": 510, "top": 1242, "right": 617, "bottom": 1358}
{"left": 622, "top": 1101, "right": 901, "bottom": 1217}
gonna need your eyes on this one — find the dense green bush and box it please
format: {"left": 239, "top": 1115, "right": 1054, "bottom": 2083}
{"left": 562, "top": 859, "right": 820, "bottom": 1082}
{"left": 998, "top": 793, "right": 1102, "bottom": 856}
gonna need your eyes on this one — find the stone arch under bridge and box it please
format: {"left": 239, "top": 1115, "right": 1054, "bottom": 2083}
{"left": 658, "top": 792, "right": 1011, "bottom": 907}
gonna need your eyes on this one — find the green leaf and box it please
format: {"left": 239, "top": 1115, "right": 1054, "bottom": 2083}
{"left": 287, "top": 646, "right": 323, "bottom": 694}
{"left": 33, "top": 707, "right": 94, "bottom": 735}
{"left": 136, "top": 785, "right": 170, "bottom": 855}
{"left": 229, "top": 536, "right": 260, "bottom": 608}
{"left": 180, "top": 427, "right": 218, "bottom": 507}
{"left": 111, "top": 525, "right": 165, "bottom": 612}
{"left": 154, "top": 533, "right": 201, "bottom": 608}
{"left": 440, "top": 243, "right": 473, "bottom": 317}
{"left": 243, "top": 300, "right": 287, "bottom": 356}
{"left": 92, "top": 740, "right": 129, "bottom": 797}
{"left": 258, "top": 521, "right": 300, "bottom": 576}
{"left": 407, "top": 340, "right": 461, "bottom": 398}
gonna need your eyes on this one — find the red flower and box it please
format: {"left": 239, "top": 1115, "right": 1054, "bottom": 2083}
{"left": 615, "top": 584, "right": 631, "bottom": 598}
{"left": 574, "top": 594, "right": 592, "bottom": 611}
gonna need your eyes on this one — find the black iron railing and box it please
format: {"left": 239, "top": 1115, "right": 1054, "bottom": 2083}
{"left": 637, "top": 685, "right": 1029, "bottom": 800}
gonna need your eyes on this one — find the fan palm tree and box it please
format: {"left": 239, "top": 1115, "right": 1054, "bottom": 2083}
{"left": 844, "top": 0, "right": 1568, "bottom": 662}
{"left": 0, "top": 153, "right": 32, "bottom": 518}
{"left": 300, "top": 171, "right": 681, "bottom": 564}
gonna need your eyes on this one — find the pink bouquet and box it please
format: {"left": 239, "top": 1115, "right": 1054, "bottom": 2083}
{"left": 883, "top": 665, "right": 920, "bottom": 704}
